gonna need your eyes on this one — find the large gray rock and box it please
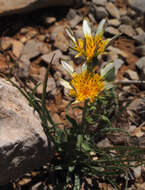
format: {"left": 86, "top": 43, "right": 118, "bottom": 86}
{"left": 128, "top": 0, "right": 145, "bottom": 13}
{"left": 0, "top": 78, "right": 53, "bottom": 184}
{"left": 0, "top": 0, "right": 82, "bottom": 16}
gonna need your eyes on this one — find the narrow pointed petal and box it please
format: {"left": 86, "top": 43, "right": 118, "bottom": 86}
{"left": 61, "top": 60, "right": 74, "bottom": 76}
{"left": 66, "top": 28, "right": 76, "bottom": 43}
{"left": 75, "top": 52, "right": 83, "bottom": 58}
{"left": 60, "top": 79, "right": 72, "bottom": 89}
{"left": 81, "top": 63, "right": 87, "bottom": 71}
{"left": 96, "top": 19, "right": 106, "bottom": 37}
{"left": 104, "top": 82, "right": 114, "bottom": 90}
{"left": 83, "top": 19, "right": 92, "bottom": 37}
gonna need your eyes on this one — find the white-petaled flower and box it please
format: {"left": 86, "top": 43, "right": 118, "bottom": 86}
{"left": 60, "top": 60, "right": 114, "bottom": 103}
{"left": 66, "top": 18, "right": 120, "bottom": 62}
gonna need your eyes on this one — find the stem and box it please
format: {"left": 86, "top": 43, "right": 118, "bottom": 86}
{"left": 115, "top": 80, "right": 145, "bottom": 85}
{"left": 81, "top": 99, "right": 89, "bottom": 135}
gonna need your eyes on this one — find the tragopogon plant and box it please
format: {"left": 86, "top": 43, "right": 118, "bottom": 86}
{"left": 8, "top": 18, "right": 145, "bottom": 189}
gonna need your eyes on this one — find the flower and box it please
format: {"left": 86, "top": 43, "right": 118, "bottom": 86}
{"left": 60, "top": 60, "right": 105, "bottom": 103}
{"left": 66, "top": 18, "right": 120, "bottom": 62}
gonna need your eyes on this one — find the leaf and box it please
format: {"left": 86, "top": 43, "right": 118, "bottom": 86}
{"left": 73, "top": 174, "right": 80, "bottom": 190}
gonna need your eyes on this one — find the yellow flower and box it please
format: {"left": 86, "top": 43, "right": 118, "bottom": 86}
{"left": 66, "top": 18, "right": 119, "bottom": 62}
{"left": 60, "top": 60, "right": 106, "bottom": 103}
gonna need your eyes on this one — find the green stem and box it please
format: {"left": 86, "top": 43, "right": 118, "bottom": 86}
{"left": 81, "top": 99, "right": 89, "bottom": 135}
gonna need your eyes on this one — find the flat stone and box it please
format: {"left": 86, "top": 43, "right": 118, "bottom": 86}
{"left": 134, "top": 33, "right": 145, "bottom": 45}
{"left": 106, "top": 2, "right": 120, "bottom": 19}
{"left": 92, "top": 6, "right": 108, "bottom": 20}
{"left": 0, "top": 37, "right": 24, "bottom": 58}
{"left": 105, "top": 26, "right": 120, "bottom": 36}
{"left": 124, "top": 69, "right": 139, "bottom": 81}
{"left": 43, "top": 16, "right": 56, "bottom": 25}
{"left": 0, "top": 0, "right": 78, "bottom": 16}
{"left": 120, "top": 15, "right": 134, "bottom": 25}
{"left": 0, "top": 78, "right": 53, "bottom": 185}
{"left": 136, "top": 57, "right": 145, "bottom": 80}
{"left": 36, "top": 77, "right": 56, "bottom": 95}
{"left": 136, "top": 27, "right": 145, "bottom": 35}
{"left": 66, "top": 8, "right": 77, "bottom": 20}
{"left": 127, "top": 98, "right": 145, "bottom": 113}
{"left": 114, "top": 58, "right": 124, "bottom": 75}
{"left": 50, "top": 25, "right": 66, "bottom": 41}
{"left": 132, "top": 166, "right": 142, "bottom": 178}
{"left": 128, "top": 0, "right": 145, "bottom": 14}
{"left": 20, "top": 39, "right": 43, "bottom": 60}
{"left": 119, "top": 24, "right": 136, "bottom": 38}
{"left": 17, "top": 55, "right": 31, "bottom": 78}
{"left": 108, "top": 19, "right": 120, "bottom": 27}
{"left": 92, "top": 0, "right": 107, "bottom": 6}
{"left": 136, "top": 45, "right": 145, "bottom": 56}
{"left": 69, "top": 15, "right": 82, "bottom": 28}
{"left": 54, "top": 32, "right": 69, "bottom": 52}
{"left": 12, "top": 40, "right": 24, "bottom": 58}
{"left": 41, "top": 50, "right": 63, "bottom": 64}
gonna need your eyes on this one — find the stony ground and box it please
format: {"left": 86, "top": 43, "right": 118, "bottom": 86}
{"left": 0, "top": 0, "right": 145, "bottom": 189}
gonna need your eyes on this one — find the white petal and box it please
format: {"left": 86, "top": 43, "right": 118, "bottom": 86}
{"left": 96, "top": 19, "right": 106, "bottom": 37}
{"left": 60, "top": 79, "right": 72, "bottom": 89}
{"left": 81, "top": 63, "right": 87, "bottom": 71}
{"left": 100, "top": 62, "right": 114, "bottom": 77}
{"left": 104, "top": 82, "right": 114, "bottom": 90}
{"left": 66, "top": 28, "right": 76, "bottom": 43}
{"left": 83, "top": 19, "right": 92, "bottom": 37}
{"left": 61, "top": 60, "right": 74, "bottom": 76}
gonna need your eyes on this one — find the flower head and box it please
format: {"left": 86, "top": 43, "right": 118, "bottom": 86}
{"left": 66, "top": 18, "right": 120, "bottom": 62}
{"left": 60, "top": 60, "right": 105, "bottom": 103}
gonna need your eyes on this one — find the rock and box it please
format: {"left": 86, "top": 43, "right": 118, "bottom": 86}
{"left": 20, "top": 39, "right": 43, "bottom": 60}
{"left": 128, "top": 0, "right": 145, "bottom": 14}
{"left": 120, "top": 15, "right": 134, "bottom": 25}
{"left": 43, "top": 16, "right": 56, "bottom": 25}
{"left": 136, "top": 27, "right": 145, "bottom": 35}
{"left": 108, "top": 46, "right": 128, "bottom": 60}
{"left": 114, "top": 58, "right": 124, "bottom": 75}
{"left": 0, "top": 0, "right": 80, "bottom": 16}
{"left": 136, "top": 57, "right": 145, "bottom": 81}
{"left": 134, "top": 33, "right": 145, "bottom": 45}
{"left": 124, "top": 69, "right": 139, "bottom": 81}
{"left": 119, "top": 8, "right": 127, "bottom": 16}
{"left": 50, "top": 25, "right": 66, "bottom": 41}
{"left": 119, "top": 24, "right": 136, "bottom": 38}
{"left": 105, "top": 26, "right": 120, "bottom": 36}
{"left": 74, "top": 25, "right": 84, "bottom": 39}
{"left": 66, "top": 8, "right": 77, "bottom": 20}
{"left": 0, "top": 78, "right": 53, "bottom": 185}
{"left": 0, "top": 37, "right": 13, "bottom": 50}
{"left": 108, "top": 19, "right": 120, "bottom": 27}
{"left": 136, "top": 45, "right": 145, "bottom": 56}
{"left": 41, "top": 50, "right": 63, "bottom": 65}
{"left": 92, "top": 0, "right": 107, "bottom": 6}
{"left": 93, "top": 6, "right": 108, "bottom": 20}
{"left": 133, "top": 166, "right": 142, "bottom": 178}
{"left": 69, "top": 15, "right": 82, "bottom": 28}
{"left": 41, "top": 50, "right": 70, "bottom": 79}
{"left": 97, "top": 138, "right": 112, "bottom": 147}
{"left": 0, "top": 37, "right": 24, "bottom": 58}
{"left": 106, "top": 2, "right": 120, "bottom": 19}
{"left": 54, "top": 32, "right": 69, "bottom": 52}
{"left": 127, "top": 98, "right": 145, "bottom": 113}
{"left": 12, "top": 40, "right": 24, "bottom": 58}
{"left": 17, "top": 56, "right": 31, "bottom": 78}
{"left": 36, "top": 77, "right": 56, "bottom": 95}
